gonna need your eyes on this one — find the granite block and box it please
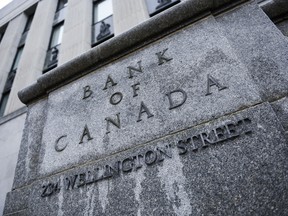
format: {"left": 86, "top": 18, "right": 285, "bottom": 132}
{"left": 216, "top": 2, "right": 288, "bottom": 101}
{"left": 3, "top": 210, "right": 28, "bottom": 216}
{"left": 12, "top": 99, "right": 48, "bottom": 189}
{"left": 18, "top": 0, "right": 250, "bottom": 105}
{"left": 271, "top": 97, "right": 288, "bottom": 131}
{"left": 3, "top": 187, "right": 29, "bottom": 215}
{"left": 27, "top": 103, "right": 288, "bottom": 216}
{"left": 38, "top": 15, "right": 262, "bottom": 176}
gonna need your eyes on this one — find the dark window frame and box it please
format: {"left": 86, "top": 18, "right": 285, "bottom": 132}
{"left": 23, "top": 13, "right": 34, "bottom": 34}
{"left": 146, "top": 0, "right": 180, "bottom": 17}
{"left": 48, "top": 21, "right": 64, "bottom": 49}
{"left": 56, "top": 0, "right": 68, "bottom": 12}
{"left": 91, "top": 0, "right": 114, "bottom": 47}
{"left": 0, "top": 25, "right": 7, "bottom": 44}
{"left": 0, "top": 45, "right": 24, "bottom": 117}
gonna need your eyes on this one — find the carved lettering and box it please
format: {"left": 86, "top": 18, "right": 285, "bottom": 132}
{"left": 133, "top": 154, "right": 144, "bottom": 170}
{"left": 79, "top": 125, "right": 93, "bottom": 144}
{"left": 177, "top": 138, "right": 191, "bottom": 155}
{"left": 131, "top": 82, "right": 140, "bottom": 97}
{"left": 166, "top": 88, "right": 187, "bottom": 110}
{"left": 224, "top": 122, "right": 240, "bottom": 138}
{"left": 41, "top": 182, "right": 60, "bottom": 197}
{"left": 128, "top": 61, "right": 143, "bottom": 79}
{"left": 157, "top": 145, "right": 172, "bottom": 161}
{"left": 156, "top": 48, "right": 173, "bottom": 65}
{"left": 103, "top": 75, "right": 117, "bottom": 90}
{"left": 105, "top": 161, "right": 120, "bottom": 177}
{"left": 213, "top": 126, "right": 226, "bottom": 142}
{"left": 137, "top": 101, "right": 154, "bottom": 122}
{"left": 205, "top": 74, "right": 227, "bottom": 96}
{"left": 105, "top": 113, "right": 121, "bottom": 134}
{"left": 122, "top": 157, "right": 134, "bottom": 172}
{"left": 55, "top": 135, "right": 68, "bottom": 152}
{"left": 144, "top": 150, "right": 157, "bottom": 165}
{"left": 78, "top": 173, "right": 86, "bottom": 187}
{"left": 109, "top": 92, "right": 123, "bottom": 105}
{"left": 40, "top": 117, "right": 254, "bottom": 198}
{"left": 65, "top": 175, "right": 78, "bottom": 190}
{"left": 196, "top": 132, "right": 215, "bottom": 148}
{"left": 83, "top": 85, "right": 93, "bottom": 99}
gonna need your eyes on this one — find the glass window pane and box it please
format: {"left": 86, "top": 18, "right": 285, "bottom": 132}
{"left": 11, "top": 47, "right": 23, "bottom": 71}
{"left": 50, "top": 24, "right": 64, "bottom": 48}
{"left": 94, "top": 0, "right": 113, "bottom": 23}
{"left": 24, "top": 14, "right": 34, "bottom": 32}
{"left": 145, "top": 0, "right": 179, "bottom": 16}
{"left": 0, "top": 92, "right": 9, "bottom": 117}
{"left": 57, "top": 0, "right": 68, "bottom": 10}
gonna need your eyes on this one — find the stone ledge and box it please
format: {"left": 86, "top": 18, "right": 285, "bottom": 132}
{"left": 18, "top": 0, "right": 249, "bottom": 105}
{"left": 0, "top": 107, "right": 27, "bottom": 126}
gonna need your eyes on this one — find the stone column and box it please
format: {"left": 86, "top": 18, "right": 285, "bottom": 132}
{"left": 58, "top": 0, "right": 92, "bottom": 65}
{"left": 113, "top": 0, "right": 149, "bottom": 35}
{"left": 0, "top": 13, "right": 26, "bottom": 104}
{"left": 5, "top": 0, "right": 58, "bottom": 114}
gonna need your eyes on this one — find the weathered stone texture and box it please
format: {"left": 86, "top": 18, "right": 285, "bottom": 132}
{"left": 38, "top": 15, "right": 262, "bottom": 176}
{"left": 26, "top": 104, "right": 288, "bottom": 216}
{"left": 216, "top": 3, "right": 288, "bottom": 100}
{"left": 4, "top": 1, "right": 288, "bottom": 215}
{"left": 12, "top": 99, "right": 48, "bottom": 189}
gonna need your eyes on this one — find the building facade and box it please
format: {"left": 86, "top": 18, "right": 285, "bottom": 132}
{"left": 0, "top": 0, "right": 287, "bottom": 215}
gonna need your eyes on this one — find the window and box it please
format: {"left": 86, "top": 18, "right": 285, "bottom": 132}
{"left": 0, "top": 8, "right": 34, "bottom": 117}
{"left": 19, "top": 13, "right": 34, "bottom": 47}
{"left": 43, "top": 0, "right": 67, "bottom": 73}
{"left": 57, "top": 0, "right": 68, "bottom": 11}
{"left": 11, "top": 47, "right": 23, "bottom": 71}
{"left": 54, "top": 0, "right": 67, "bottom": 24}
{"left": 0, "top": 93, "right": 9, "bottom": 117}
{"left": 0, "top": 46, "right": 23, "bottom": 117}
{"left": 92, "top": 0, "right": 114, "bottom": 46}
{"left": 50, "top": 24, "right": 64, "bottom": 48}
{"left": 0, "top": 32, "right": 4, "bottom": 43}
{"left": 145, "top": 0, "right": 180, "bottom": 17}
{"left": 0, "top": 25, "right": 7, "bottom": 44}
{"left": 24, "top": 14, "right": 34, "bottom": 33}
{"left": 43, "top": 23, "right": 64, "bottom": 73}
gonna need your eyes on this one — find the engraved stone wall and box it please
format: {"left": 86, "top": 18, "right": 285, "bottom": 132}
{"left": 3, "top": 1, "right": 288, "bottom": 215}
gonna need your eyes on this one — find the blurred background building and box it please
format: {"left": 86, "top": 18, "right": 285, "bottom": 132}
{"left": 0, "top": 0, "right": 287, "bottom": 214}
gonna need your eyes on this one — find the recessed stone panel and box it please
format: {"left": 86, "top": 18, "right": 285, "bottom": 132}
{"left": 39, "top": 16, "right": 262, "bottom": 176}
{"left": 28, "top": 104, "right": 288, "bottom": 216}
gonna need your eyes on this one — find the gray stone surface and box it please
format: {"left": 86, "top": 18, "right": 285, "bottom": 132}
{"left": 24, "top": 103, "right": 288, "bottom": 216}
{"left": 216, "top": 2, "right": 288, "bottom": 101}
{"left": 39, "top": 15, "right": 262, "bottom": 176}
{"left": 271, "top": 97, "right": 288, "bottom": 131}
{"left": 4, "top": 1, "right": 288, "bottom": 215}
{"left": 0, "top": 113, "right": 26, "bottom": 215}
{"left": 12, "top": 99, "right": 48, "bottom": 189}
{"left": 18, "top": 0, "right": 250, "bottom": 104}
{"left": 3, "top": 210, "right": 28, "bottom": 216}
{"left": 3, "top": 187, "right": 29, "bottom": 215}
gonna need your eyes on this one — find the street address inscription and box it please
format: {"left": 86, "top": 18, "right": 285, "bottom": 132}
{"left": 41, "top": 117, "right": 252, "bottom": 198}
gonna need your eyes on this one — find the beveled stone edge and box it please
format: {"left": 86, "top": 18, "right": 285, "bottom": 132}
{"left": 18, "top": 0, "right": 249, "bottom": 105}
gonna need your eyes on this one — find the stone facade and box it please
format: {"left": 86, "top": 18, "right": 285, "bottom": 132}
{"left": 0, "top": 0, "right": 288, "bottom": 215}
